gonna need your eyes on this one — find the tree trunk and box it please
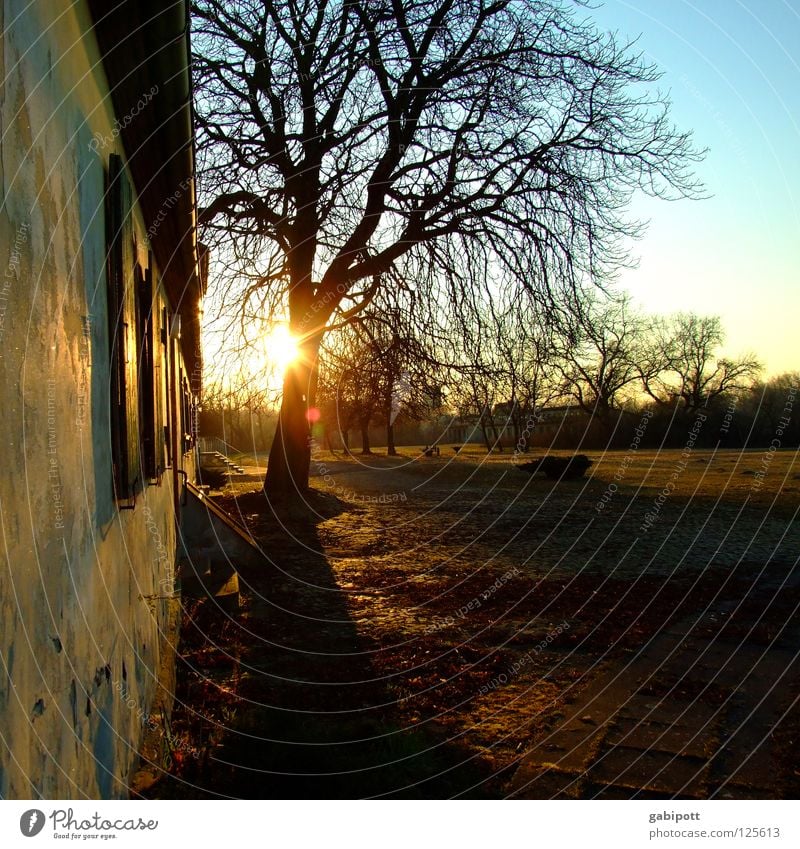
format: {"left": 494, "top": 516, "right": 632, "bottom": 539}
{"left": 479, "top": 416, "right": 492, "bottom": 453}
{"left": 511, "top": 412, "right": 520, "bottom": 449}
{"left": 487, "top": 408, "right": 503, "bottom": 452}
{"left": 263, "top": 340, "right": 319, "bottom": 501}
{"left": 360, "top": 419, "right": 372, "bottom": 454}
{"left": 386, "top": 419, "right": 397, "bottom": 456}
{"left": 516, "top": 404, "right": 531, "bottom": 452}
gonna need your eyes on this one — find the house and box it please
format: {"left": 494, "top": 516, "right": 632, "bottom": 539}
{"left": 437, "top": 403, "right": 587, "bottom": 450}
{"left": 0, "top": 0, "right": 203, "bottom": 797}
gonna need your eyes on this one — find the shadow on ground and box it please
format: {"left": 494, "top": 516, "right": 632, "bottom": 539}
{"left": 143, "top": 491, "right": 500, "bottom": 799}
{"left": 137, "top": 451, "right": 800, "bottom": 800}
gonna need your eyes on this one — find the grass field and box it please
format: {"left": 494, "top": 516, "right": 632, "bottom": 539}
{"left": 229, "top": 444, "right": 799, "bottom": 507}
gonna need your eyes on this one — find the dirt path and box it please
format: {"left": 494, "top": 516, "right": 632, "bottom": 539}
{"left": 142, "top": 449, "right": 800, "bottom": 798}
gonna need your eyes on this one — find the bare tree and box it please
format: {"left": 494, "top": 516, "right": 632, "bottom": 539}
{"left": 199, "top": 377, "right": 276, "bottom": 451}
{"left": 317, "top": 305, "right": 442, "bottom": 454}
{"left": 555, "top": 294, "right": 648, "bottom": 425}
{"left": 192, "top": 0, "right": 702, "bottom": 501}
{"left": 642, "top": 313, "right": 762, "bottom": 412}
{"left": 444, "top": 300, "right": 507, "bottom": 451}
{"left": 490, "top": 296, "right": 561, "bottom": 450}
{"left": 316, "top": 328, "right": 379, "bottom": 454}
{"left": 373, "top": 326, "right": 441, "bottom": 456}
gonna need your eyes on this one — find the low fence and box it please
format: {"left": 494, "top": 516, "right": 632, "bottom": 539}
{"left": 197, "top": 436, "right": 242, "bottom": 458}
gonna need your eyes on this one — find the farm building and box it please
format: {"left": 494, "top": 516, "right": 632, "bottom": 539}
{"left": 0, "top": 0, "right": 203, "bottom": 797}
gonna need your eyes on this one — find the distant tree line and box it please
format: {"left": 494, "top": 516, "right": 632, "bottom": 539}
{"left": 198, "top": 379, "right": 277, "bottom": 453}
{"left": 200, "top": 286, "right": 796, "bottom": 454}
{"left": 540, "top": 371, "right": 799, "bottom": 451}
{"left": 305, "top": 289, "right": 796, "bottom": 453}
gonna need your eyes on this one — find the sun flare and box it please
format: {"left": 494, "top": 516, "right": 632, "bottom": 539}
{"left": 265, "top": 324, "right": 300, "bottom": 374}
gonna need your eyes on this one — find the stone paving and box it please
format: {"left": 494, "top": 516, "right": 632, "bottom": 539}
{"left": 510, "top": 582, "right": 800, "bottom": 799}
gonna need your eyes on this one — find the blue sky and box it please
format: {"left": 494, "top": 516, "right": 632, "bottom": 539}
{"left": 586, "top": 0, "right": 800, "bottom": 375}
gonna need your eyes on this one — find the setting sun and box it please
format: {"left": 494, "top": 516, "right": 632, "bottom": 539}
{"left": 265, "top": 324, "right": 300, "bottom": 373}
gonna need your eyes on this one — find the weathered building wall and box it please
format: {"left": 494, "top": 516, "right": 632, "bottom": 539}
{"left": 0, "top": 0, "right": 196, "bottom": 798}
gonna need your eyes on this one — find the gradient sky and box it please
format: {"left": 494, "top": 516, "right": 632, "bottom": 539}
{"left": 585, "top": 0, "right": 800, "bottom": 376}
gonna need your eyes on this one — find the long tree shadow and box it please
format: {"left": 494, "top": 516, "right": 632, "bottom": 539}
{"left": 150, "top": 490, "right": 499, "bottom": 799}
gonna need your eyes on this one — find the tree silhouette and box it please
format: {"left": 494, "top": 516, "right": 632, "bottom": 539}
{"left": 642, "top": 313, "right": 761, "bottom": 412}
{"left": 555, "top": 294, "right": 649, "bottom": 425}
{"left": 192, "top": 0, "right": 703, "bottom": 501}
{"left": 316, "top": 306, "right": 441, "bottom": 454}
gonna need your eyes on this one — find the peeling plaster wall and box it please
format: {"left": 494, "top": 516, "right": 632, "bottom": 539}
{"left": 0, "top": 0, "right": 195, "bottom": 798}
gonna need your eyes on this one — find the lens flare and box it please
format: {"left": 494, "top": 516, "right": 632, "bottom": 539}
{"left": 266, "top": 325, "right": 299, "bottom": 373}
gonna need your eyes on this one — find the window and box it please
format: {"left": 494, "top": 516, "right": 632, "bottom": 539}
{"left": 105, "top": 153, "right": 140, "bottom": 500}
{"left": 162, "top": 308, "right": 172, "bottom": 468}
{"left": 137, "top": 267, "right": 156, "bottom": 480}
{"left": 180, "top": 373, "right": 194, "bottom": 454}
